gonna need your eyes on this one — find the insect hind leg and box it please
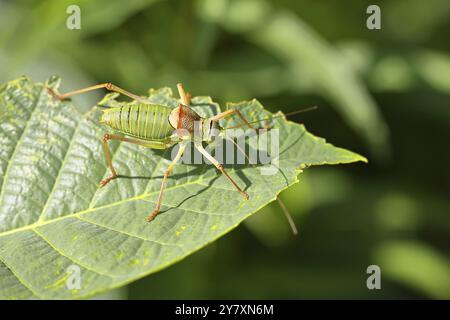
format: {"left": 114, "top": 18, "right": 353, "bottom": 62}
{"left": 147, "top": 142, "right": 188, "bottom": 222}
{"left": 48, "top": 83, "right": 147, "bottom": 103}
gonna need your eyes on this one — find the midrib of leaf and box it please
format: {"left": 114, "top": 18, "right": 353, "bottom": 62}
{"left": 0, "top": 174, "right": 208, "bottom": 239}
{"left": 0, "top": 156, "right": 297, "bottom": 240}
{"left": 31, "top": 216, "right": 182, "bottom": 279}
{"left": 75, "top": 215, "right": 182, "bottom": 247}
{"left": 32, "top": 228, "right": 114, "bottom": 278}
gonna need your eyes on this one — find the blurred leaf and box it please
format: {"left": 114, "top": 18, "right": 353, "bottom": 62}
{"left": 385, "top": 0, "right": 450, "bottom": 42}
{"left": 414, "top": 50, "right": 450, "bottom": 93}
{"left": 370, "top": 56, "right": 415, "bottom": 92}
{"left": 375, "top": 241, "right": 450, "bottom": 299}
{"left": 337, "top": 41, "right": 376, "bottom": 76}
{"left": 337, "top": 44, "right": 450, "bottom": 95}
{"left": 375, "top": 193, "right": 421, "bottom": 232}
{"left": 0, "top": 0, "right": 160, "bottom": 76}
{"left": 197, "top": 0, "right": 390, "bottom": 158}
{"left": 0, "top": 76, "right": 366, "bottom": 299}
{"left": 244, "top": 202, "right": 293, "bottom": 247}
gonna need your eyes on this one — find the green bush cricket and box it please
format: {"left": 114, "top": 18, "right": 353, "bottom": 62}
{"left": 48, "top": 83, "right": 254, "bottom": 222}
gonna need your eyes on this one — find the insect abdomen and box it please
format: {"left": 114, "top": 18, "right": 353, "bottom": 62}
{"left": 100, "top": 104, "right": 174, "bottom": 140}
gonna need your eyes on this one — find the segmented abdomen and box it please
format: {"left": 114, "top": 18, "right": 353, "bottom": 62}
{"left": 100, "top": 104, "right": 174, "bottom": 140}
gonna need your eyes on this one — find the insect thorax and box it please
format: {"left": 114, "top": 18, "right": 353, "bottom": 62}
{"left": 168, "top": 105, "right": 221, "bottom": 142}
{"left": 168, "top": 104, "right": 200, "bottom": 132}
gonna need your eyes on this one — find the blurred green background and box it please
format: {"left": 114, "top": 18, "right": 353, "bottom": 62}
{"left": 1, "top": 0, "right": 449, "bottom": 299}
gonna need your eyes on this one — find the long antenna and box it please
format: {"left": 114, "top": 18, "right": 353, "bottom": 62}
{"left": 224, "top": 105, "right": 318, "bottom": 130}
{"left": 277, "top": 198, "right": 298, "bottom": 235}
{"left": 218, "top": 105, "right": 318, "bottom": 235}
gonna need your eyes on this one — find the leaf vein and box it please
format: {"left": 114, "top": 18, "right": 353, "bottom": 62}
{"left": 32, "top": 228, "right": 115, "bottom": 278}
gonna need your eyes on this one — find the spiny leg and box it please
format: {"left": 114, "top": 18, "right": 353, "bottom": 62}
{"left": 210, "top": 109, "right": 254, "bottom": 129}
{"left": 48, "top": 82, "right": 148, "bottom": 103}
{"left": 147, "top": 142, "right": 188, "bottom": 222}
{"left": 99, "top": 133, "right": 175, "bottom": 187}
{"left": 194, "top": 142, "right": 249, "bottom": 200}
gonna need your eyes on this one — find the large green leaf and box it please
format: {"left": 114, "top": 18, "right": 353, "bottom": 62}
{"left": 0, "top": 77, "right": 366, "bottom": 299}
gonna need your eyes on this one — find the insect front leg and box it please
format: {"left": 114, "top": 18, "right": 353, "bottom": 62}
{"left": 210, "top": 109, "right": 254, "bottom": 129}
{"left": 147, "top": 142, "right": 188, "bottom": 222}
{"left": 194, "top": 142, "right": 249, "bottom": 200}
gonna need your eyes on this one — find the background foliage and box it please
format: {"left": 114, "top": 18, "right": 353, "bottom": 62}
{"left": 0, "top": 0, "right": 449, "bottom": 299}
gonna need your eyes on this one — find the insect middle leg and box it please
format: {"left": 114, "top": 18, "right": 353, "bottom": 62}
{"left": 99, "top": 133, "right": 175, "bottom": 187}
{"left": 147, "top": 142, "right": 188, "bottom": 222}
{"left": 194, "top": 142, "right": 249, "bottom": 200}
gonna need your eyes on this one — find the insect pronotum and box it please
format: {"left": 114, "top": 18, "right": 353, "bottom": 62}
{"left": 48, "top": 82, "right": 255, "bottom": 222}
